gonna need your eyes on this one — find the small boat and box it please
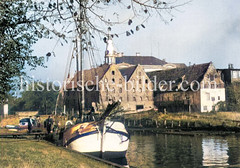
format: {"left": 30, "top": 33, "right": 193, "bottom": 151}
{"left": 62, "top": 102, "right": 129, "bottom": 159}
{"left": 63, "top": 119, "right": 129, "bottom": 159}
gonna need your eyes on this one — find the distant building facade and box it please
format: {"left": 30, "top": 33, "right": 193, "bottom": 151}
{"left": 64, "top": 64, "right": 154, "bottom": 113}
{"left": 217, "top": 64, "right": 240, "bottom": 84}
{"left": 147, "top": 62, "right": 226, "bottom": 112}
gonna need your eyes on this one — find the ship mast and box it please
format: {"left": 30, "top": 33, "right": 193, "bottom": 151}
{"left": 76, "top": 1, "right": 84, "bottom": 121}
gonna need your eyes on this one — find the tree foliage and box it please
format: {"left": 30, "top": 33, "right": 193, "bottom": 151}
{"left": 225, "top": 83, "right": 240, "bottom": 111}
{"left": 10, "top": 82, "right": 59, "bottom": 114}
{"left": 0, "top": 0, "right": 46, "bottom": 100}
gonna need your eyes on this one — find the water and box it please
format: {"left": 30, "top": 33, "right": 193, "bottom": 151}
{"left": 126, "top": 132, "right": 240, "bottom": 168}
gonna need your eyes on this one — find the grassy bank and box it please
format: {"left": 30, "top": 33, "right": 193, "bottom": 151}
{"left": 123, "top": 111, "right": 240, "bottom": 128}
{"left": 0, "top": 138, "right": 111, "bottom": 168}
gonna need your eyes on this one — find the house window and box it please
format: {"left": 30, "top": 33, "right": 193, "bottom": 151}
{"left": 138, "top": 72, "right": 141, "bottom": 76}
{"left": 112, "top": 88, "right": 115, "bottom": 93}
{"left": 204, "top": 106, "right": 208, "bottom": 111}
{"left": 133, "top": 88, "right": 135, "bottom": 93}
{"left": 232, "top": 71, "right": 238, "bottom": 78}
{"left": 133, "top": 97, "right": 136, "bottom": 101}
{"left": 210, "top": 75, "right": 214, "bottom": 81}
{"left": 112, "top": 70, "right": 115, "bottom": 75}
{"left": 211, "top": 97, "right": 215, "bottom": 101}
{"left": 112, "top": 78, "right": 115, "bottom": 83}
{"left": 145, "top": 79, "right": 148, "bottom": 84}
{"left": 139, "top": 88, "right": 142, "bottom": 93}
{"left": 119, "top": 88, "right": 122, "bottom": 93}
{"left": 218, "top": 96, "right": 220, "bottom": 100}
{"left": 119, "top": 78, "right": 122, "bottom": 84}
{"left": 140, "top": 97, "right": 143, "bottom": 101}
{"left": 139, "top": 79, "right": 142, "bottom": 84}
{"left": 211, "top": 84, "right": 215, "bottom": 89}
{"left": 119, "top": 97, "right": 122, "bottom": 101}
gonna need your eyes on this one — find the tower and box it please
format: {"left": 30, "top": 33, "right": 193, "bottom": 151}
{"left": 105, "top": 35, "right": 122, "bottom": 64}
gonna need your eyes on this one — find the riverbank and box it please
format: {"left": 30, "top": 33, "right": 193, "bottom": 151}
{"left": 1, "top": 112, "right": 240, "bottom": 133}
{"left": 122, "top": 111, "right": 240, "bottom": 132}
{"left": 0, "top": 138, "right": 111, "bottom": 168}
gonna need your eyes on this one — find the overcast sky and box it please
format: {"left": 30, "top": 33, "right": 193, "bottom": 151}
{"left": 29, "top": 0, "right": 240, "bottom": 82}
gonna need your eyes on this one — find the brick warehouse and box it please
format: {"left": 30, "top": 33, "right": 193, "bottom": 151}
{"left": 64, "top": 64, "right": 154, "bottom": 113}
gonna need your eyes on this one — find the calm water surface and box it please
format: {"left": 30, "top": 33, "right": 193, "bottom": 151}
{"left": 126, "top": 132, "right": 240, "bottom": 168}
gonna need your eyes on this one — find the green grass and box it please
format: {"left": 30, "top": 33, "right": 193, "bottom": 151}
{"left": 0, "top": 138, "right": 112, "bottom": 168}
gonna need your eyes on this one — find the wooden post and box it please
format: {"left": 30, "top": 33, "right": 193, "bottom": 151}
{"left": 178, "top": 121, "right": 181, "bottom": 127}
{"left": 155, "top": 120, "right": 158, "bottom": 128}
{"left": 164, "top": 119, "right": 167, "bottom": 128}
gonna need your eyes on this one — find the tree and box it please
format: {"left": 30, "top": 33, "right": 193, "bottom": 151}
{"left": 10, "top": 82, "right": 59, "bottom": 114}
{"left": 39, "top": 0, "right": 190, "bottom": 52}
{"left": 226, "top": 83, "right": 240, "bottom": 112}
{"left": 0, "top": 0, "right": 47, "bottom": 101}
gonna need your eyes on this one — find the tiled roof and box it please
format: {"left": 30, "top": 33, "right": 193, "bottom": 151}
{"left": 147, "top": 62, "right": 211, "bottom": 91}
{"left": 118, "top": 65, "right": 138, "bottom": 81}
{"left": 116, "top": 56, "right": 167, "bottom": 65}
{"left": 66, "top": 64, "right": 110, "bottom": 89}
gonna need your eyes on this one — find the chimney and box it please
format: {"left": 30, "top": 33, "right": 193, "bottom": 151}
{"left": 136, "top": 52, "right": 140, "bottom": 56}
{"left": 228, "top": 63, "right": 233, "bottom": 69}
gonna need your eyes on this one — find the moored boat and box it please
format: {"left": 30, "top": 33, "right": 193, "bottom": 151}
{"left": 63, "top": 120, "right": 129, "bottom": 159}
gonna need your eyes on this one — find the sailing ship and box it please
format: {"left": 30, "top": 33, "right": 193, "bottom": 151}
{"left": 60, "top": 32, "right": 130, "bottom": 159}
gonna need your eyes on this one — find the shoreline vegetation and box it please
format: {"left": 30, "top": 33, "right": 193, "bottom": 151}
{"left": 122, "top": 111, "right": 240, "bottom": 134}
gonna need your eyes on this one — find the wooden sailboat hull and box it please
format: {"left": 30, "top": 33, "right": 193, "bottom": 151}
{"left": 63, "top": 121, "right": 129, "bottom": 159}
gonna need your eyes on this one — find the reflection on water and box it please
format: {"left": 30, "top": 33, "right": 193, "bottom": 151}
{"left": 202, "top": 138, "right": 229, "bottom": 167}
{"left": 126, "top": 132, "right": 240, "bottom": 168}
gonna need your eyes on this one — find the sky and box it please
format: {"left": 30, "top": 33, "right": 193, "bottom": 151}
{"left": 28, "top": 0, "right": 240, "bottom": 83}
